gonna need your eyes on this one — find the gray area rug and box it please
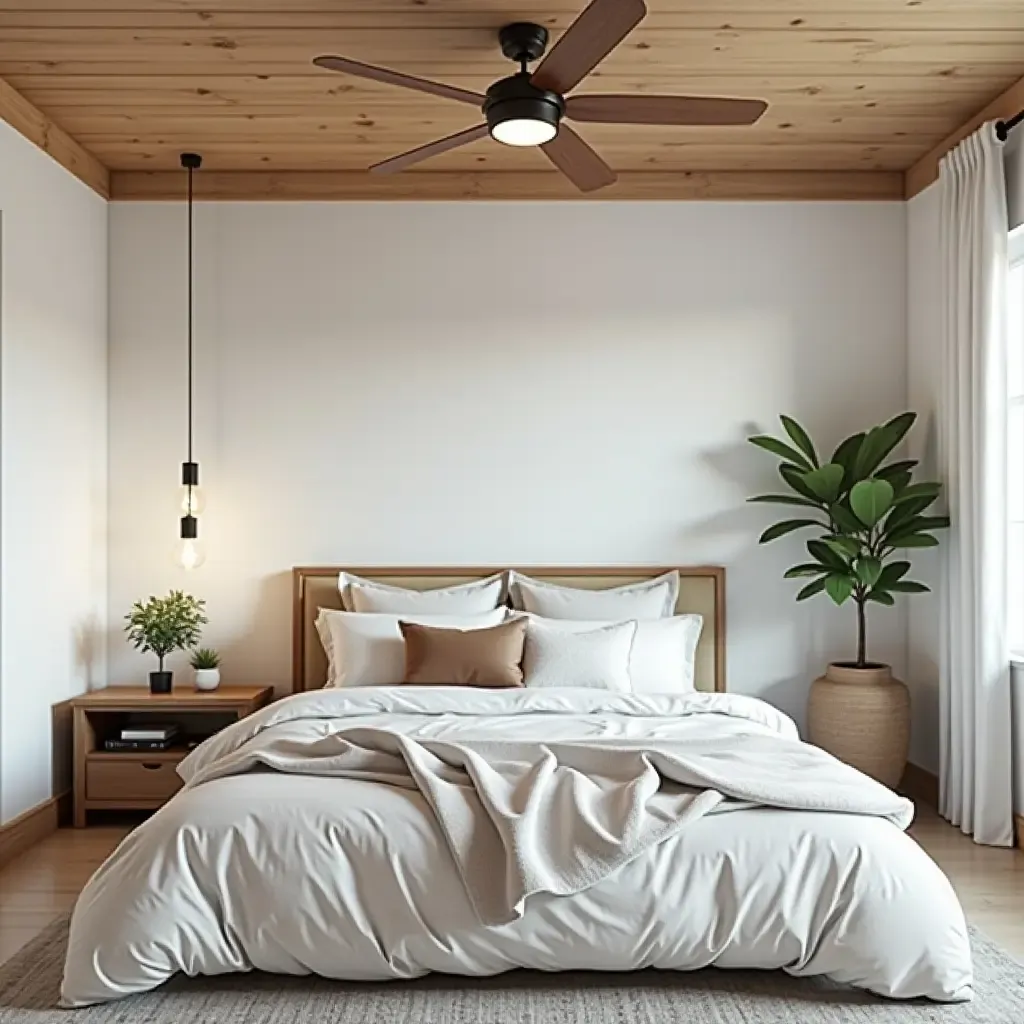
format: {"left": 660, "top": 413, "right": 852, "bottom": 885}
{"left": 1, "top": 915, "right": 1023, "bottom": 1022}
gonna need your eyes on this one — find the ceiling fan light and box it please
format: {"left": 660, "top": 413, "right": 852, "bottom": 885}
{"left": 491, "top": 117, "right": 558, "bottom": 147}
{"left": 484, "top": 74, "right": 565, "bottom": 148}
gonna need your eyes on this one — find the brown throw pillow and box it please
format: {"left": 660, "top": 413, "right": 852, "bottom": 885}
{"left": 399, "top": 618, "right": 527, "bottom": 688}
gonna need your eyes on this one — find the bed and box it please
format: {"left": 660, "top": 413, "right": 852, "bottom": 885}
{"left": 61, "top": 566, "right": 972, "bottom": 1006}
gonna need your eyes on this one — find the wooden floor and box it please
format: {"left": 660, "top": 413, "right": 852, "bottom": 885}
{"left": 0, "top": 807, "right": 1021, "bottom": 967}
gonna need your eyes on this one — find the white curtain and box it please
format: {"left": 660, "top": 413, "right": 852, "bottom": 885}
{"left": 938, "top": 122, "right": 1014, "bottom": 846}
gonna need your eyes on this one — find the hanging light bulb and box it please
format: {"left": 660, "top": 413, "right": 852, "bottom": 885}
{"left": 176, "top": 514, "right": 206, "bottom": 570}
{"left": 180, "top": 489, "right": 204, "bottom": 515}
{"left": 176, "top": 538, "right": 206, "bottom": 571}
{"left": 179, "top": 461, "right": 205, "bottom": 515}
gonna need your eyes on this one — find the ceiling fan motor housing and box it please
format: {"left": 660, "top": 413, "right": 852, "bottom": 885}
{"left": 498, "top": 23, "right": 550, "bottom": 65}
{"left": 483, "top": 74, "right": 565, "bottom": 142}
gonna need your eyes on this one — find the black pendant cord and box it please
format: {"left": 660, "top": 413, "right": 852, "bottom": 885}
{"left": 996, "top": 109, "right": 1024, "bottom": 142}
{"left": 179, "top": 152, "right": 202, "bottom": 528}
{"left": 187, "top": 160, "right": 194, "bottom": 468}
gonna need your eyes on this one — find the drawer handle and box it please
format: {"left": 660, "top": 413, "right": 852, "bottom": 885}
{"left": 141, "top": 762, "right": 163, "bottom": 771}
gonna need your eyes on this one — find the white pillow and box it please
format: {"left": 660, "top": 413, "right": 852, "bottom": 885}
{"left": 339, "top": 572, "right": 505, "bottom": 615}
{"left": 525, "top": 613, "right": 702, "bottom": 694}
{"left": 509, "top": 570, "right": 679, "bottom": 619}
{"left": 316, "top": 608, "right": 506, "bottom": 688}
{"left": 522, "top": 618, "right": 636, "bottom": 692}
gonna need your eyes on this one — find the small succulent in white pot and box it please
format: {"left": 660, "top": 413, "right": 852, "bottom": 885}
{"left": 190, "top": 647, "right": 221, "bottom": 691}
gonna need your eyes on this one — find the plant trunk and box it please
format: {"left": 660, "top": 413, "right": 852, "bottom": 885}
{"left": 856, "top": 598, "right": 867, "bottom": 668}
{"left": 158, "top": 653, "right": 165, "bottom": 672}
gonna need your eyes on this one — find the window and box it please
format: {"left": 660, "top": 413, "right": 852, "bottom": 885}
{"left": 1009, "top": 227, "right": 1024, "bottom": 651}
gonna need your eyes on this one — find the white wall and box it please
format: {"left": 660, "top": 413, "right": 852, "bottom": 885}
{"left": 108, "top": 201, "right": 907, "bottom": 732}
{"left": 0, "top": 121, "right": 108, "bottom": 821}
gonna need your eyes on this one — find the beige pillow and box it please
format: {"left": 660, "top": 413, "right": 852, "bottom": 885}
{"left": 399, "top": 618, "right": 527, "bottom": 688}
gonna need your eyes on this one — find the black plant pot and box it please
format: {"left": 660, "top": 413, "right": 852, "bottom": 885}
{"left": 149, "top": 671, "right": 173, "bottom": 695}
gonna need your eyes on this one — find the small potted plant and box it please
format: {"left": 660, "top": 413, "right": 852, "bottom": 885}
{"left": 190, "top": 648, "right": 221, "bottom": 691}
{"left": 125, "top": 591, "right": 208, "bottom": 694}
{"left": 749, "top": 412, "right": 949, "bottom": 786}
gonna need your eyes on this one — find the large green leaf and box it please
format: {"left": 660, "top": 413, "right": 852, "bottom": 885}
{"left": 749, "top": 435, "right": 814, "bottom": 470}
{"left": 874, "top": 460, "right": 918, "bottom": 498}
{"left": 904, "top": 515, "right": 950, "bottom": 533}
{"left": 825, "top": 536, "right": 861, "bottom": 559}
{"left": 875, "top": 459, "right": 919, "bottom": 481}
{"left": 854, "top": 412, "right": 917, "bottom": 478}
{"left": 884, "top": 496, "right": 938, "bottom": 533}
{"left": 889, "top": 580, "right": 931, "bottom": 593}
{"left": 807, "top": 538, "right": 849, "bottom": 572}
{"left": 780, "top": 415, "right": 818, "bottom": 468}
{"left": 780, "top": 463, "right": 820, "bottom": 501}
{"left": 880, "top": 470, "right": 912, "bottom": 498}
{"left": 892, "top": 482, "right": 941, "bottom": 505}
{"left": 853, "top": 427, "right": 884, "bottom": 480}
{"left": 748, "top": 494, "right": 825, "bottom": 509}
{"left": 801, "top": 463, "right": 844, "bottom": 503}
{"left": 867, "top": 590, "right": 896, "bottom": 606}
{"left": 885, "top": 514, "right": 950, "bottom": 540}
{"left": 759, "top": 519, "right": 822, "bottom": 544}
{"left": 829, "top": 502, "right": 863, "bottom": 534}
{"left": 796, "top": 577, "right": 827, "bottom": 601}
{"left": 876, "top": 560, "right": 911, "bottom": 587}
{"left": 850, "top": 478, "right": 895, "bottom": 527}
{"left": 825, "top": 573, "right": 855, "bottom": 605}
{"left": 784, "top": 563, "right": 830, "bottom": 579}
{"left": 856, "top": 556, "right": 883, "bottom": 587}
{"left": 831, "top": 432, "right": 865, "bottom": 484}
{"left": 888, "top": 532, "right": 940, "bottom": 549}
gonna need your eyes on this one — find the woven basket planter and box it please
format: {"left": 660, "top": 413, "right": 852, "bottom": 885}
{"left": 807, "top": 663, "right": 910, "bottom": 789}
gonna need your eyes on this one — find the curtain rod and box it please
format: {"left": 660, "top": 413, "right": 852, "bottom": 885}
{"left": 996, "top": 109, "right": 1024, "bottom": 142}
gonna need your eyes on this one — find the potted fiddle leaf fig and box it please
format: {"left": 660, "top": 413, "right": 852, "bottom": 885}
{"left": 748, "top": 412, "right": 948, "bottom": 787}
{"left": 125, "top": 591, "right": 208, "bottom": 694}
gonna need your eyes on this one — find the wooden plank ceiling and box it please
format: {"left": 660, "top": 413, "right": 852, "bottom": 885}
{"left": 0, "top": 0, "right": 1023, "bottom": 199}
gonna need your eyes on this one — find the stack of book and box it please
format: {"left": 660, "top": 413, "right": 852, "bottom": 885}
{"left": 103, "top": 723, "right": 180, "bottom": 752}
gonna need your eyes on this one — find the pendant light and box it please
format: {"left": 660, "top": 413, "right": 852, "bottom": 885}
{"left": 177, "top": 152, "right": 206, "bottom": 571}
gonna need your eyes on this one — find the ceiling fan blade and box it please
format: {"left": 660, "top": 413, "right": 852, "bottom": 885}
{"left": 566, "top": 94, "right": 768, "bottom": 126}
{"left": 370, "top": 124, "right": 490, "bottom": 175}
{"left": 541, "top": 126, "right": 616, "bottom": 193}
{"left": 313, "top": 55, "right": 484, "bottom": 107}
{"left": 531, "top": 0, "right": 647, "bottom": 96}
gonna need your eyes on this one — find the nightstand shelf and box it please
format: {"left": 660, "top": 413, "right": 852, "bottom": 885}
{"left": 71, "top": 686, "right": 273, "bottom": 827}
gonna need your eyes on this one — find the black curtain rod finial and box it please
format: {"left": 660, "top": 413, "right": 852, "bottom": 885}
{"left": 996, "top": 109, "right": 1024, "bottom": 143}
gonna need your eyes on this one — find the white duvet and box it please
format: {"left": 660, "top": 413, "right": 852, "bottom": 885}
{"left": 62, "top": 688, "right": 972, "bottom": 1006}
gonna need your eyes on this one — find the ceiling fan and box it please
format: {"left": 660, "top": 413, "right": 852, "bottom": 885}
{"left": 312, "top": 0, "right": 768, "bottom": 193}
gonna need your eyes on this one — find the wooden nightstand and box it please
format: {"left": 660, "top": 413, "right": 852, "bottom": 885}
{"left": 71, "top": 686, "right": 273, "bottom": 827}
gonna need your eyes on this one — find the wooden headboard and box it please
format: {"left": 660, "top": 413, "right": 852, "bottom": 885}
{"left": 292, "top": 566, "right": 726, "bottom": 694}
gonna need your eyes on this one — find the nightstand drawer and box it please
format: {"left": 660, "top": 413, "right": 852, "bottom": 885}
{"left": 86, "top": 758, "right": 184, "bottom": 802}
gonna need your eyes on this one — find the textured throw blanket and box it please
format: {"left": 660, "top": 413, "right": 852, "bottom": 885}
{"left": 180, "top": 689, "right": 913, "bottom": 925}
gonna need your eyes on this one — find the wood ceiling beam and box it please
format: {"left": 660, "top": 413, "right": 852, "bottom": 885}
{"left": 904, "top": 71, "right": 1024, "bottom": 199}
{"left": 109, "top": 169, "right": 903, "bottom": 203}
{"left": 0, "top": 74, "right": 108, "bottom": 198}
